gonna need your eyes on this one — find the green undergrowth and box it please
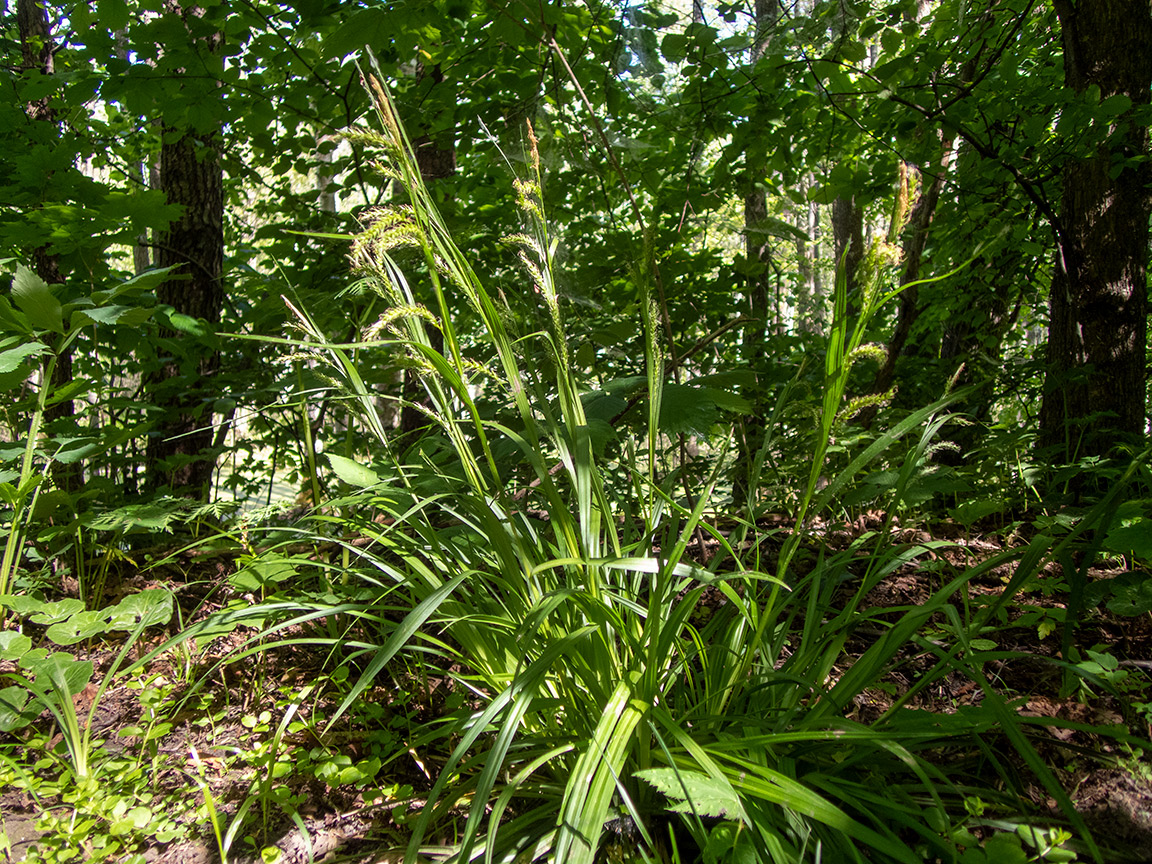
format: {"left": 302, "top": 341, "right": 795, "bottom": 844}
{"left": 1, "top": 502, "right": 1151, "bottom": 863}
{"left": 3, "top": 66, "right": 1152, "bottom": 864}
{"left": 121, "top": 67, "right": 1152, "bottom": 863}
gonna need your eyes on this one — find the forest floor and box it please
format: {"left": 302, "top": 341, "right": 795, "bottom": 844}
{"left": 2, "top": 515, "right": 1151, "bottom": 864}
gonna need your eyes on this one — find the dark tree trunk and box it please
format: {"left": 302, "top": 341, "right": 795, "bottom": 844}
{"left": 146, "top": 2, "right": 224, "bottom": 497}
{"left": 17, "top": 0, "right": 54, "bottom": 123}
{"left": 831, "top": 195, "right": 865, "bottom": 316}
{"left": 1041, "top": 0, "right": 1151, "bottom": 459}
{"left": 148, "top": 129, "right": 224, "bottom": 495}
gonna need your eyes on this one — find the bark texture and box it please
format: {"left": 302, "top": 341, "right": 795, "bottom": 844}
{"left": 147, "top": 2, "right": 224, "bottom": 496}
{"left": 831, "top": 195, "right": 865, "bottom": 308}
{"left": 17, "top": 0, "right": 54, "bottom": 122}
{"left": 1040, "top": 0, "right": 1151, "bottom": 458}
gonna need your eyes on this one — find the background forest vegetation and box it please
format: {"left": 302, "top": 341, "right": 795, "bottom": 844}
{"left": 1, "top": 0, "right": 1151, "bottom": 862}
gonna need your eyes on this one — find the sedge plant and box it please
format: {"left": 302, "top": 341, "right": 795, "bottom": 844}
{"left": 173, "top": 64, "right": 1149, "bottom": 864}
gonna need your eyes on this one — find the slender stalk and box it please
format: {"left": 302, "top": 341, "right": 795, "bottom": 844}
{"left": 1, "top": 350, "right": 58, "bottom": 609}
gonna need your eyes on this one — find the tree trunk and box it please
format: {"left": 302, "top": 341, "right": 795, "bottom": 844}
{"left": 146, "top": 2, "right": 224, "bottom": 497}
{"left": 18, "top": 0, "right": 54, "bottom": 123}
{"left": 1040, "top": 0, "right": 1151, "bottom": 459}
{"left": 831, "top": 194, "right": 865, "bottom": 317}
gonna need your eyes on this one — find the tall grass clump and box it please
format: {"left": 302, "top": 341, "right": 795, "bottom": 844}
{"left": 189, "top": 63, "right": 1143, "bottom": 863}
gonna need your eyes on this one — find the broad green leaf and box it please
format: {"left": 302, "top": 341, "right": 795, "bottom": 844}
{"left": 52, "top": 436, "right": 103, "bottom": 464}
{"left": 602, "top": 375, "right": 647, "bottom": 397}
{"left": 692, "top": 370, "right": 757, "bottom": 390}
{"left": 18, "top": 73, "right": 58, "bottom": 104}
{"left": 743, "top": 215, "right": 809, "bottom": 243}
{"left": 0, "top": 341, "right": 47, "bottom": 373}
{"left": 1098, "top": 94, "right": 1132, "bottom": 115}
{"left": 12, "top": 265, "right": 64, "bottom": 334}
{"left": 72, "top": 305, "right": 137, "bottom": 327}
{"left": 187, "top": 600, "right": 249, "bottom": 642}
{"left": 1104, "top": 519, "right": 1152, "bottom": 560}
{"left": 586, "top": 417, "right": 617, "bottom": 454}
{"left": 880, "top": 29, "right": 904, "bottom": 54}
{"left": 658, "top": 384, "right": 748, "bottom": 435}
{"left": 841, "top": 40, "right": 868, "bottom": 63}
{"left": 582, "top": 391, "right": 628, "bottom": 423}
{"left": 0, "top": 367, "right": 28, "bottom": 392}
{"left": 703, "top": 821, "right": 759, "bottom": 864}
{"left": 106, "top": 589, "right": 174, "bottom": 630}
{"left": 46, "top": 376, "right": 92, "bottom": 407}
{"left": 6, "top": 597, "right": 85, "bottom": 625}
{"left": 1106, "top": 577, "right": 1152, "bottom": 616}
{"left": 92, "top": 265, "right": 178, "bottom": 303}
{"left": 702, "top": 387, "right": 752, "bottom": 414}
{"left": 949, "top": 498, "right": 1003, "bottom": 527}
{"left": 102, "top": 305, "right": 153, "bottom": 328}
{"left": 325, "top": 7, "right": 395, "bottom": 59}
{"left": 163, "top": 311, "right": 211, "bottom": 337}
{"left": 46, "top": 609, "right": 111, "bottom": 645}
{"left": 21, "top": 652, "right": 93, "bottom": 699}
{"left": 661, "top": 32, "right": 689, "bottom": 62}
{"left": 96, "top": 0, "right": 131, "bottom": 31}
{"left": 154, "top": 302, "right": 217, "bottom": 344}
{"left": 231, "top": 555, "right": 301, "bottom": 592}
{"left": 0, "top": 594, "right": 48, "bottom": 617}
{"left": 0, "top": 631, "right": 32, "bottom": 660}
{"left": 0, "top": 295, "right": 31, "bottom": 333}
{"left": 328, "top": 453, "right": 380, "bottom": 488}
{"left": 983, "top": 831, "right": 1028, "bottom": 863}
{"left": 635, "top": 767, "right": 742, "bottom": 818}
{"left": 0, "top": 686, "right": 37, "bottom": 732}
{"left": 807, "top": 183, "right": 840, "bottom": 204}
{"left": 0, "top": 474, "right": 43, "bottom": 503}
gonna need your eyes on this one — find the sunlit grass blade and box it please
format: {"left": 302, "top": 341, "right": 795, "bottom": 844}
{"left": 404, "top": 624, "right": 598, "bottom": 862}
{"left": 554, "top": 676, "right": 649, "bottom": 864}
